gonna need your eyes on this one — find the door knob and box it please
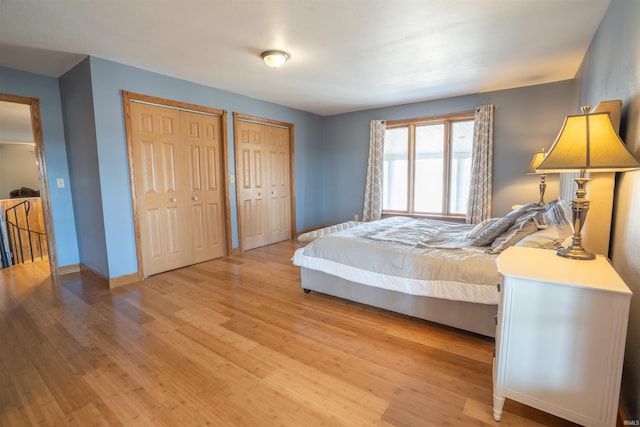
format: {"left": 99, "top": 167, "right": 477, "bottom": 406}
{"left": 170, "top": 198, "right": 177, "bottom": 202}
{"left": 193, "top": 196, "right": 199, "bottom": 201}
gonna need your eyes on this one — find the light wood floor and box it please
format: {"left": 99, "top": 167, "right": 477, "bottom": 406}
{"left": 0, "top": 240, "right": 581, "bottom": 426}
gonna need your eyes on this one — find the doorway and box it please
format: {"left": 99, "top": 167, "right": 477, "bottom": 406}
{"left": 0, "top": 94, "right": 57, "bottom": 275}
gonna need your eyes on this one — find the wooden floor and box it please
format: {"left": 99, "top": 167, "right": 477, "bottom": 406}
{"left": 0, "top": 240, "right": 582, "bottom": 426}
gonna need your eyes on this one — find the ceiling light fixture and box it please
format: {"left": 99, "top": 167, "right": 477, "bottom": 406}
{"left": 260, "top": 50, "right": 289, "bottom": 69}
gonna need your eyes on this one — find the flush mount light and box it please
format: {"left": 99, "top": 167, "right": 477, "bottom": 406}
{"left": 260, "top": 50, "right": 289, "bottom": 68}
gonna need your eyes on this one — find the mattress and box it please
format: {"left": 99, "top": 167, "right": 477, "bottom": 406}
{"left": 293, "top": 217, "right": 500, "bottom": 305}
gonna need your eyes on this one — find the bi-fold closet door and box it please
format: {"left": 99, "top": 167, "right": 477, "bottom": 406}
{"left": 235, "top": 117, "right": 292, "bottom": 251}
{"left": 129, "top": 101, "right": 226, "bottom": 276}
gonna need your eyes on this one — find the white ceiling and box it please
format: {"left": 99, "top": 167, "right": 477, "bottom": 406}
{"left": 0, "top": 0, "right": 610, "bottom": 116}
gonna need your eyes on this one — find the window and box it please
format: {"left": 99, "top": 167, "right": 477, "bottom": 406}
{"left": 383, "top": 113, "right": 474, "bottom": 219}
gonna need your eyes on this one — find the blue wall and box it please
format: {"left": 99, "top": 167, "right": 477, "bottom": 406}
{"left": 321, "top": 80, "right": 577, "bottom": 224}
{"left": 59, "top": 58, "right": 109, "bottom": 276}
{"left": 0, "top": 66, "right": 79, "bottom": 267}
{"left": 576, "top": 0, "right": 640, "bottom": 419}
{"left": 1, "top": 60, "right": 577, "bottom": 280}
{"left": 76, "top": 57, "right": 326, "bottom": 277}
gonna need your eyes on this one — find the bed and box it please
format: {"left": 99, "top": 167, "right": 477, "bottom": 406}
{"left": 293, "top": 201, "right": 572, "bottom": 337}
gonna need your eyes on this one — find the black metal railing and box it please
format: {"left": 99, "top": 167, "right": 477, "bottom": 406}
{"left": 4, "top": 200, "right": 47, "bottom": 265}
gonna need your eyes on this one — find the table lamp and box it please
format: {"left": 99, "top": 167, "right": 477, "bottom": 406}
{"left": 537, "top": 106, "right": 640, "bottom": 260}
{"left": 526, "top": 149, "right": 548, "bottom": 205}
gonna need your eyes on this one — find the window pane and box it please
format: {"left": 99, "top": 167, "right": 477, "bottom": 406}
{"left": 449, "top": 120, "right": 474, "bottom": 214}
{"left": 383, "top": 127, "right": 408, "bottom": 211}
{"left": 414, "top": 124, "right": 444, "bottom": 213}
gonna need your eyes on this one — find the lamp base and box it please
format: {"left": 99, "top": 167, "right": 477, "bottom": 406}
{"left": 556, "top": 245, "right": 596, "bottom": 260}
{"left": 537, "top": 174, "right": 546, "bottom": 206}
{"left": 556, "top": 175, "right": 596, "bottom": 261}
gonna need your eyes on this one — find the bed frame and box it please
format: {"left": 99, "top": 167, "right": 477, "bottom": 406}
{"left": 301, "top": 267, "right": 498, "bottom": 337}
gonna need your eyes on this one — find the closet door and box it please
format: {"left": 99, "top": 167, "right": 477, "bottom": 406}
{"left": 266, "top": 126, "right": 291, "bottom": 244}
{"left": 237, "top": 121, "right": 269, "bottom": 250}
{"left": 130, "top": 103, "right": 190, "bottom": 276}
{"left": 182, "top": 111, "right": 226, "bottom": 263}
{"left": 129, "top": 99, "right": 227, "bottom": 277}
{"left": 235, "top": 117, "right": 293, "bottom": 251}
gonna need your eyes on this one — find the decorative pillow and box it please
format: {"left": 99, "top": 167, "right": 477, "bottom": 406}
{"left": 515, "top": 226, "right": 566, "bottom": 249}
{"left": 487, "top": 211, "right": 544, "bottom": 254}
{"left": 470, "top": 203, "right": 542, "bottom": 247}
{"left": 544, "top": 199, "right": 573, "bottom": 240}
{"left": 466, "top": 218, "right": 499, "bottom": 239}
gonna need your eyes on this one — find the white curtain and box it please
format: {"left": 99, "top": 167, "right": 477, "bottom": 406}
{"left": 466, "top": 105, "right": 494, "bottom": 224}
{"left": 362, "top": 120, "right": 386, "bottom": 222}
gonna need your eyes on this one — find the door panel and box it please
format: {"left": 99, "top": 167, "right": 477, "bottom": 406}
{"left": 206, "top": 202, "right": 221, "bottom": 244}
{"left": 131, "top": 103, "right": 190, "bottom": 276}
{"left": 166, "top": 206, "right": 182, "bottom": 254}
{"left": 162, "top": 142, "right": 178, "bottom": 192}
{"left": 237, "top": 121, "right": 268, "bottom": 250}
{"left": 189, "top": 145, "right": 202, "bottom": 191}
{"left": 191, "top": 204, "right": 205, "bottom": 250}
{"left": 267, "top": 126, "right": 291, "bottom": 244}
{"left": 182, "top": 111, "right": 226, "bottom": 263}
{"left": 141, "top": 141, "right": 158, "bottom": 194}
{"left": 205, "top": 145, "right": 218, "bottom": 191}
{"left": 144, "top": 208, "right": 163, "bottom": 260}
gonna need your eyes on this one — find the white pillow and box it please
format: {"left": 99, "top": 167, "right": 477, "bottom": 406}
{"left": 544, "top": 199, "right": 573, "bottom": 239}
{"left": 515, "top": 226, "right": 565, "bottom": 249}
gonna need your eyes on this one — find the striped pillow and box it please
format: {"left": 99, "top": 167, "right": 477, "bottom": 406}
{"left": 488, "top": 211, "right": 544, "bottom": 254}
{"left": 544, "top": 199, "right": 573, "bottom": 240}
{"left": 470, "top": 203, "right": 542, "bottom": 247}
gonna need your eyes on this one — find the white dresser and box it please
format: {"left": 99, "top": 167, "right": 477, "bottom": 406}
{"left": 493, "top": 246, "right": 631, "bottom": 427}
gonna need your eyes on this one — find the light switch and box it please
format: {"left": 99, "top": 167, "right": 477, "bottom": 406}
{"left": 229, "top": 174, "right": 235, "bottom": 184}
{"left": 56, "top": 178, "right": 65, "bottom": 188}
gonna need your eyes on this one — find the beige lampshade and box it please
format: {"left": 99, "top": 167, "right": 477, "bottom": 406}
{"left": 526, "top": 150, "right": 547, "bottom": 174}
{"left": 537, "top": 110, "right": 640, "bottom": 172}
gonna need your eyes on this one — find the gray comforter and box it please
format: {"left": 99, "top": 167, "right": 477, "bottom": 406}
{"left": 293, "top": 217, "right": 500, "bottom": 304}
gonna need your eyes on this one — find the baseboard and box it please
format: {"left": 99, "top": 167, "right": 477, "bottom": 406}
{"left": 79, "top": 264, "right": 108, "bottom": 287}
{"left": 79, "top": 264, "right": 139, "bottom": 289}
{"left": 57, "top": 263, "right": 80, "bottom": 275}
{"left": 108, "top": 272, "right": 139, "bottom": 289}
